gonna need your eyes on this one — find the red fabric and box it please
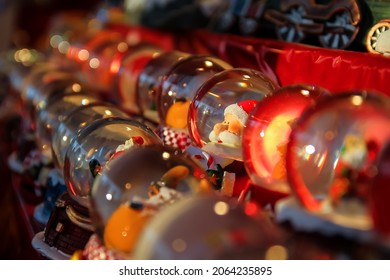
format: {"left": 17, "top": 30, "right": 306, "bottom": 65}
{"left": 109, "top": 24, "right": 390, "bottom": 96}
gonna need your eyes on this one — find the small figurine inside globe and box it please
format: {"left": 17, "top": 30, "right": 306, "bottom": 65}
{"left": 35, "top": 92, "right": 100, "bottom": 160}
{"left": 188, "top": 68, "right": 278, "bottom": 161}
{"left": 157, "top": 54, "right": 233, "bottom": 128}
{"left": 285, "top": 91, "right": 390, "bottom": 234}
{"left": 63, "top": 117, "right": 162, "bottom": 208}
{"left": 89, "top": 145, "right": 212, "bottom": 258}
{"left": 136, "top": 51, "right": 190, "bottom": 123}
{"left": 51, "top": 102, "right": 129, "bottom": 172}
{"left": 243, "top": 84, "right": 331, "bottom": 195}
{"left": 133, "top": 194, "right": 280, "bottom": 260}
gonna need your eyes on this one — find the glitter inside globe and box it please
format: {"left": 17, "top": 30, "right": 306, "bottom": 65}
{"left": 136, "top": 51, "right": 190, "bottom": 123}
{"left": 35, "top": 93, "right": 100, "bottom": 159}
{"left": 63, "top": 117, "right": 162, "bottom": 208}
{"left": 188, "top": 68, "right": 278, "bottom": 161}
{"left": 243, "top": 84, "right": 331, "bottom": 194}
{"left": 52, "top": 102, "right": 129, "bottom": 172}
{"left": 133, "top": 194, "right": 280, "bottom": 260}
{"left": 89, "top": 145, "right": 212, "bottom": 257}
{"left": 286, "top": 91, "right": 390, "bottom": 230}
{"left": 157, "top": 55, "right": 232, "bottom": 128}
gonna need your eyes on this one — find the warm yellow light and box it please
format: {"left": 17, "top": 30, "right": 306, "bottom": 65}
{"left": 351, "top": 95, "right": 363, "bottom": 106}
{"left": 89, "top": 58, "right": 100, "bottom": 69}
{"left": 78, "top": 49, "right": 90, "bottom": 61}
{"left": 265, "top": 245, "right": 288, "bottom": 260}
{"left": 72, "top": 83, "right": 81, "bottom": 92}
{"left": 213, "top": 201, "right": 229, "bottom": 216}
{"left": 117, "top": 42, "right": 128, "bottom": 53}
{"left": 204, "top": 60, "right": 213, "bottom": 67}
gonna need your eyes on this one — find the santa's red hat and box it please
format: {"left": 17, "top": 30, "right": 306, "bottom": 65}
{"left": 224, "top": 100, "right": 258, "bottom": 124}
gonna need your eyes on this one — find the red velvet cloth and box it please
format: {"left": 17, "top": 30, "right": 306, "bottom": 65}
{"left": 110, "top": 24, "right": 390, "bottom": 96}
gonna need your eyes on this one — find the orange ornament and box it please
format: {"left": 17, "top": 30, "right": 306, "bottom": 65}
{"left": 165, "top": 100, "right": 191, "bottom": 129}
{"left": 104, "top": 204, "right": 150, "bottom": 254}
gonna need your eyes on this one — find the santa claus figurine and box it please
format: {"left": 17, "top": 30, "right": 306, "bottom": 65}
{"left": 209, "top": 100, "right": 258, "bottom": 147}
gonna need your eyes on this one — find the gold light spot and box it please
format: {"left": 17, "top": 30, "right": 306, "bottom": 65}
{"left": 300, "top": 89, "right": 310, "bottom": 96}
{"left": 172, "top": 239, "right": 187, "bottom": 252}
{"left": 72, "top": 83, "right": 81, "bottom": 92}
{"left": 117, "top": 42, "right": 128, "bottom": 53}
{"left": 204, "top": 61, "right": 213, "bottom": 67}
{"left": 214, "top": 201, "right": 229, "bottom": 216}
{"left": 78, "top": 49, "right": 90, "bottom": 61}
{"left": 265, "top": 245, "right": 288, "bottom": 260}
{"left": 162, "top": 152, "right": 170, "bottom": 160}
{"left": 81, "top": 98, "right": 90, "bottom": 105}
{"left": 89, "top": 58, "right": 100, "bottom": 69}
{"left": 351, "top": 95, "right": 363, "bottom": 106}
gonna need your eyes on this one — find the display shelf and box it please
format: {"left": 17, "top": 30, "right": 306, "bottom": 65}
{"left": 2, "top": 23, "right": 390, "bottom": 260}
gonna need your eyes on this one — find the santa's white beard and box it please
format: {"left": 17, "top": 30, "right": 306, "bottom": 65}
{"left": 209, "top": 130, "right": 241, "bottom": 147}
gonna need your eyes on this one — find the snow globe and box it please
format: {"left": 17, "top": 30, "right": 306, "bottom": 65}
{"left": 185, "top": 68, "right": 278, "bottom": 198}
{"left": 243, "top": 84, "right": 331, "bottom": 196}
{"left": 35, "top": 92, "right": 100, "bottom": 161}
{"left": 30, "top": 93, "right": 100, "bottom": 226}
{"left": 63, "top": 116, "right": 162, "bottom": 208}
{"left": 188, "top": 68, "right": 278, "bottom": 162}
{"left": 155, "top": 55, "right": 232, "bottom": 152}
{"left": 133, "top": 194, "right": 281, "bottom": 260}
{"left": 51, "top": 102, "right": 129, "bottom": 172}
{"left": 136, "top": 50, "right": 190, "bottom": 123}
{"left": 115, "top": 43, "right": 162, "bottom": 115}
{"left": 89, "top": 145, "right": 212, "bottom": 259}
{"left": 279, "top": 90, "right": 390, "bottom": 241}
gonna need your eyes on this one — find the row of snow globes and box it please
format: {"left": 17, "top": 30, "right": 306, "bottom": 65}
{"left": 5, "top": 28, "right": 390, "bottom": 259}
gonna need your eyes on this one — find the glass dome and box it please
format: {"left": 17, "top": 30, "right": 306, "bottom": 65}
{"left": 35, "top": 92, "right": 100, "bottom": 159}
{"left": 133, "top": 194, "right": 280, "bottom": 260}
{"left": 157, "top": 55, "right": 233, "bottom": 128}
{"left": 51, "top": 102, "right": 129, "bottom": 172}
{"left": 136, "top": 51, "right": 190, "bottom": 123}
{"left": 90, "top": 145, "right": 212, "bottom": 258}
{"left": 243, "top": 84, "right": 331, "bottom": 194}
{"left": 63, "top": 117, "right": 162, "bottom": 208}
{"left": 286, "top": 91, "right": 390, "bottom": 231}
{"left": 116, "top": 44, "right": 162, "bottom": 115}
{"left": 188, "top": 68, "right": 278, "bottom": 161}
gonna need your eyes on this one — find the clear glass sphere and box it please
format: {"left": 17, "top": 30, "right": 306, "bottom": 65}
{"left": 35, "top": 93, "right": 100, "bottom": 158}
{"left": 90, "top": 145, "right": 212, "bottom": 258}
{"left": 286, "top": 91, "right": 390, "bottom": 230}
{"left": 20, "top": 62, "right": 59, "bottom": 106}
{"left": 243, "top": 84, "right": 331, "bottom": 194}
{"left": 52, "top": 102, "right": 130, "bottom": 172}
{"left": 370, "top": 141, "right": 390, "bottom": 237}
{"left": 133, "top": 194, "right": 279, "bottom": 260}
{"left": 116, "top": 44, "right": 162, "bottom": 115}
{"left": 157, "top": 55, "right": 233, "bottom": 128}
{"left": 188, "top": 68, "right": 278, "bottom": 161}
{"left": 136, "top": 51, "right": 190, "bottom": 123}
{"left": 63, "top": 117, "right": 162, "bottom": 208}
